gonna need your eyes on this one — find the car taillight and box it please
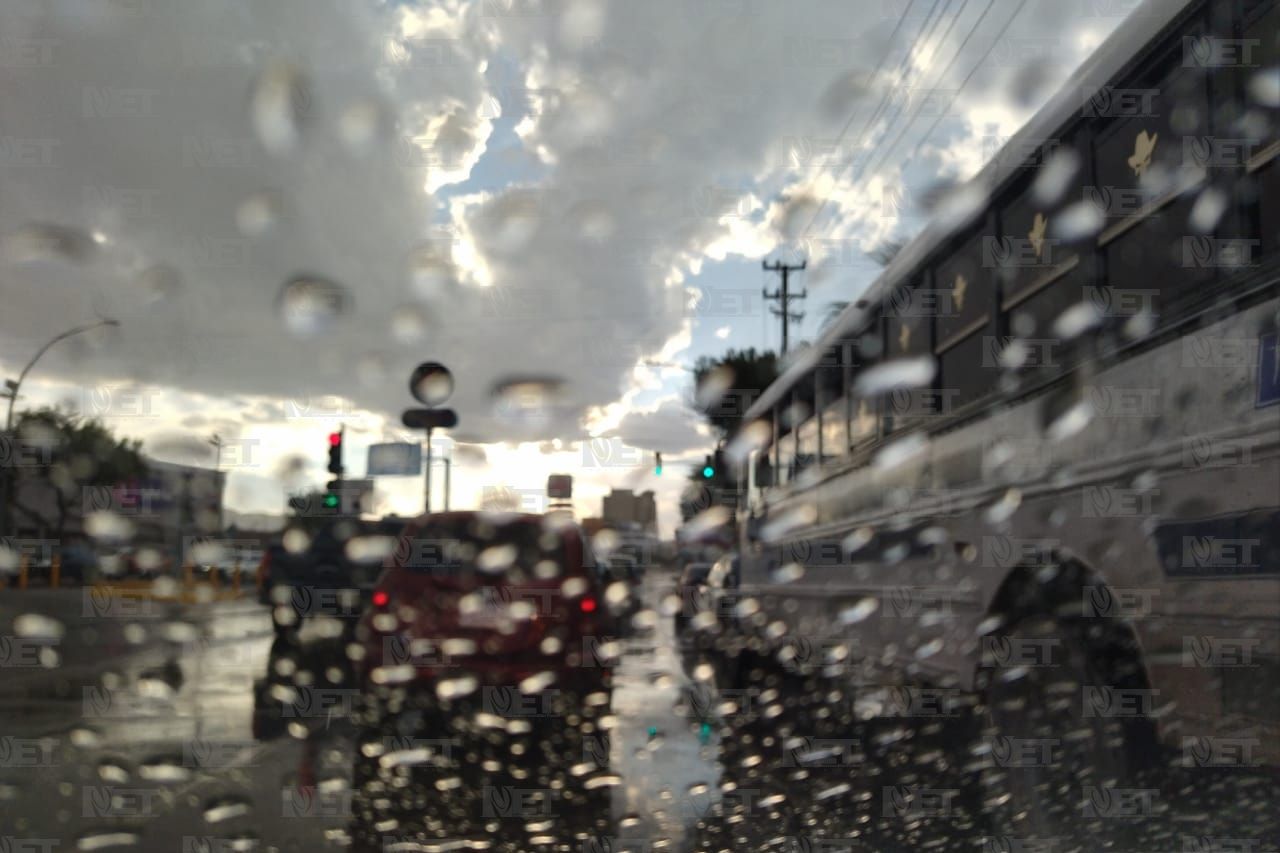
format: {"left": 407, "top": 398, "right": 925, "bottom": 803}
{"left": 372, "top": 590, "right": 390, "bottom": 609}
{"left": 579, "top": 596, "right": 598, "bottom": 614}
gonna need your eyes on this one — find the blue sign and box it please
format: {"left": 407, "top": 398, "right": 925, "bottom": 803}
{"left": 367, "top": 442, "right": 422, "bottom": 476}
{"left": 1259, "top": 332, "right": 1280, "bottom": 408}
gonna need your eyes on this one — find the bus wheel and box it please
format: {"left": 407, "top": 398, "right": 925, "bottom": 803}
{"left": 978, "top": 614, "right": 1155, "bottom": 847}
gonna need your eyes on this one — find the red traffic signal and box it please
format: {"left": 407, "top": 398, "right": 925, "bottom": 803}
{"left": 327, "top": 429, "right": 344, "bottom": 475}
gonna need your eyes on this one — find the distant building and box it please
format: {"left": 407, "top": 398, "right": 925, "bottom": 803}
{"left": 601, "top": 489, "right": 656, "bottom": 534}
{"left": 9, "top": 455, "right": 224, "bottom": 560}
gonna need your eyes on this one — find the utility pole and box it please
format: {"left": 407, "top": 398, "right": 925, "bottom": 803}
{"left": 762, "top": 259, "right": 806, "bottom": 355}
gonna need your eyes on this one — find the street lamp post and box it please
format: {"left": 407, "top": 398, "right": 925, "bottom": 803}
{"left": 0, "top": 318, "right": 120, "bottom": 536}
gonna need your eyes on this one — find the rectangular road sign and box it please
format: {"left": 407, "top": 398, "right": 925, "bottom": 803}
{"left": 367, "top": 442, "right": 422, "bottom": 476}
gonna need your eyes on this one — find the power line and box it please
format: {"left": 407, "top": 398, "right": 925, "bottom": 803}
{"left": 795, "top": 0, "right": 948, "bottom": 240}
{"left": 897, "top": 0, "right": 1031, "bottom": 173}
{"left": 860, "top": 0, "right": 986, "bottom": 181}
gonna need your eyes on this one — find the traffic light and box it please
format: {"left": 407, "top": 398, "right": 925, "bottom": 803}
{"left": 321, "top": 492, "right": 340, "bottom": 510}
{"left": 702, "top": 454, "right": 714, "bottom": 479}
{"left": 654, "top": 452, "right": 663, "bottom": 476}
{"left": 327, "top": 430, "right": 344, "bottom": 475}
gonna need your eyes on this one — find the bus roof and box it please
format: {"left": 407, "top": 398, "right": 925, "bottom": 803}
{"left": 743, "top": 0, "right": 1195, "bottom": 425}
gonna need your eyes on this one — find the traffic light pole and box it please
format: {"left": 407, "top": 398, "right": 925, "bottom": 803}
{"left": 424, "top": 427, "right": 433, "bottom": 514}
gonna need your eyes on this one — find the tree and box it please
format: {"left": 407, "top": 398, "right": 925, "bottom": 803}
{"left": 691, "top": 347, "right": 779, "bottom": 436}
{"left": 6, "top": 407, "right": 147, "bottom": 541}
{"left": 821, "top": 237, "right": 907, "bottom": 330}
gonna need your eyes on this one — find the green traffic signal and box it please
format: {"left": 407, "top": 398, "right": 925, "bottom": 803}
{"left": 322, "top": 493, "right": 339, "bottom": 509}
{"left": 654, "top": 465, "right": 663, "bottom": 476}
{"left": 702, "top": 465, "right": 714, "bottom": 478}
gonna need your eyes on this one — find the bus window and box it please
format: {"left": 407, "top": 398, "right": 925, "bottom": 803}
{"left": 1093, "top": 39, "right": 1213, "bottom": 318}
{"left": 936, "top": 228, "right": 999, "bottom": 413}
{"left": 796, "top": 414, "right": 819, "bottom": 472}
{"left": 884, "top": 280, "right": 936, "bottom": 433}
{"left": 820, "top": 394, "right": 849, "bottom": 464}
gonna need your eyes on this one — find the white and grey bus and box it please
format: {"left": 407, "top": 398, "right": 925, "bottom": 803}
{"left": 707, "top": 0, "right": 1280, "bottom": 843}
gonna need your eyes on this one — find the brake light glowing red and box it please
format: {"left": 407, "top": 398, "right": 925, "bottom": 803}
{"left": 372, "top": 590, "right": 390, "bottom": 608}
{"left": 579, "top": 596, "right": 597, "bottom": 614}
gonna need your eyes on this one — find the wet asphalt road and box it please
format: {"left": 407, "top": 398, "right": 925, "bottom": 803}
{"left": 0, "top": 573, "right": 723, "bottom": 853}
{"left": 3, "top": 576, "right": 1279, "bottom": 853}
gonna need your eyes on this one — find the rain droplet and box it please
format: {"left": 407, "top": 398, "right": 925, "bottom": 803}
{"left": 771, "top": 562, "right": 804, "bottom": 584}
{"left": 85, "top": 511, "right": 133, "bottom": 544}
{"left": 76, "top": 831, "right": 141, "bottom": 851}
{"left": 724, "top": 419, "right": 771, "bottom": 466}
{"left": 390, "top": 303, "right": 430, "bottom": 344}
{"left": 1051, "top": 200, "right": 1105, "bottom": 242}
{"left": 984, "top": 488, "right": 1022, "bottom": 524}
{"left": 14, "top": 613, "right": 65, "bottom": 639}
{"left": 1249, "top": 67, "right": 1280, "bottom": 107}
{"left": 203, "top": 795, "right": 253, "bottom": 824}
{"left": 338, "top": 98, "right": 386, "bottom": 154}
{"left": 408, "top": 244, "right": 455, "bottom": 301}
{"left": 250, "top": 62, "right": 310, "bottom": 155}
{"left": 483, "top": 191, "right": 541, "bottom": 253}
{"left": 839, "top": 597, "right": 879, "bottom": 624}
{"left": 477, "top": 543, "right": 518, "bottom": 573}
{"left": 235, "top": 192, "right": 281, "bottom": 237}
{"left": 490, "top": 376, "right": 565, "bottom": 432}
{"left": 276, "top": 275, "right": 349, "bottom": 337}
{"left": 3, "top": 223, "right": 96, "bottom": 265}
{"left": 872, "top": 433, "right": 928, "bottom": 471}
{"left": 1052, "top": 301, "right": 1102, "bottom": 341}
{"left": 1188, "top": 186, "right": 1228, "bottom": 234}
{"left": 695, "top": 365, "right": 735, "bottom": 411}
{"left": 1032, "top": 149, "right": 1080, "bottom": 206}
{"left": 136, "top": 265, "right": 182, "bottom": 305}
{"left": 853, "top": 356, "right": 936, "bottom": 396}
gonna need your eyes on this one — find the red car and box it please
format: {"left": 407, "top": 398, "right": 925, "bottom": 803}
{"left": 355, "top": 511, "right": 619, "bottom": 723}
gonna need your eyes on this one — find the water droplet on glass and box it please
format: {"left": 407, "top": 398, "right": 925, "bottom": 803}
{"left": 250, "top": 62, "right": 310, "bottom": 155}
{"left": 408, "top": 244, "right": 455, "bottom": 301}
{"left": 276, "top": 275, "right": 349, "bottom": 337}
{"left": 854, "top": 356, "right": 936, "bottom": 396}
{"left": 483, "top": 192, "right": 541, "bottom": 253}
{"left": 136, "top": 265, "right": 182, "bottom": 305}
{"left": 1188, "top": 186, "right": 1228, "bottom": 234}
{"left": 14, "top": 613, "right": 65, "bottom": 639}
{"left": 338, "top": 98, "right": 386, "bottom": 154}
{"left": 1052, "top": 301, "right": 1102, "bottom": 341}
{"left": 85, "top": 511, "right": 133, "bottom": 544}
{"left": 724, "top": 419, "right": 771, "bottom": 467}
{"left": 1032, "top": 149, "right": 1080, "bottom": 206}
{"left": 76, "top": 831, "right": 141, "bottom": 851}
{"left": 776, "top": 193, "right": 821, "bottom": 239}
{"left": 839, "top": 597, "right": 879, "bottom": 624}
{"left": 1249, "top": 67, "right": 1280, "bottom": 107}
{"left": 390, "top": 303, "right": 430, "bottom": 344}
{"left": 282, "top": 528, "right": 310, "bottom": 554}
{"left": 1051, "top": 200, "right": 1105, "bottom": 242}
{"left": 3, "top": 223, "right": 96, "bottom": 265}
{"left": 771, "top": 562, "right": 804, "bottom": 584}
{"left": 984, "top": 488, "right": 1022, "bottom": 524}
{"left": 490, "top": 376, "right": 565, "bottom": 432}
{"left": 695, "top": 365, "right": 734, "bottom": 411}
{"left": 235, "top": 192, "right": 281, "bottom": 237}
{"left": 873, "top": 433, "right": 928, "bottom": 471}
{"left": 203, "top": 795, "right": 253, "bottom": 824}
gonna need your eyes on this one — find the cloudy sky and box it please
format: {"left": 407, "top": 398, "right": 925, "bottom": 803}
{"left": 0, "top": 0, "right": 1134, "bottom": 534}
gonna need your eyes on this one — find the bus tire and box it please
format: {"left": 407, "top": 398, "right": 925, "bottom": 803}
{"left": 977, "top": 610, "right": 1158, "bottom": 846}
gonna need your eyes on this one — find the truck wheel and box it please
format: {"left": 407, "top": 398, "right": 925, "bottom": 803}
{"left": 979, "top": 614, "right": 1156, "bottom": 847}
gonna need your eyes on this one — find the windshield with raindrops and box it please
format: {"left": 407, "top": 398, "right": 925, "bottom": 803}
{"left": 2, "top": 1, "right": 1280, "bottom": 852}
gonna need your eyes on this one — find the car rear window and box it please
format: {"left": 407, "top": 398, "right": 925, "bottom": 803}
{"left": 398, "top": 516, "right": 572, "bottom": 580}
